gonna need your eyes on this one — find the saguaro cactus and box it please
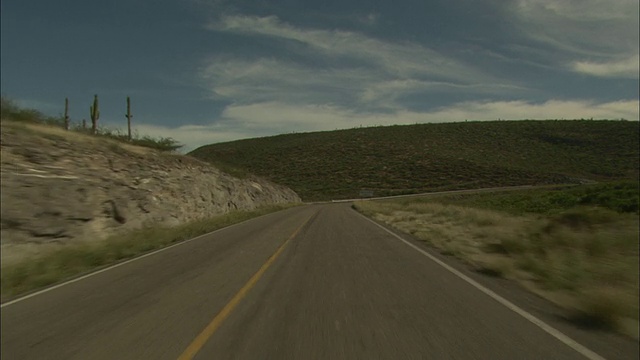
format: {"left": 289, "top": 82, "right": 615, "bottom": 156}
{"left": 64, "top": 98, "right": 70, "bottom": 130}
{"left": 125, "top": 96, "right": 133, "bottom": 141}
{"left": 90, "top": 94, "right": 100, "bottom": 135}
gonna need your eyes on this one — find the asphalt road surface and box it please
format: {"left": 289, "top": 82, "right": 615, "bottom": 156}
{"left": 2, "top": 204, "right": 638, "bottom": 359}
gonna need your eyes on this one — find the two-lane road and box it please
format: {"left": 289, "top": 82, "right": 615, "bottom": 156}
{"left": 2, "top": 204, "right": 638, "bottom": 359}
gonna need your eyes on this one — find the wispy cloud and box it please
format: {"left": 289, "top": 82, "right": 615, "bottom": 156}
{"left": 572, "top": 55, "right": 640, "bottom": 79}
{"left": 201, "top": 58, "right": 377, "bottom": 107}
{"left": 201, "top": 15, "right": 524, "bottom": 112}
{"left": 426, "top": 99, "right": 639, "bottom": 121}
{"left": 209, "top": 15, "right": 499, "bottom": 83}
{"left": 201, "top": 56, "right": 527, "bottom": 112}
{"left": 511, "top": 0, "right": 639, "bottom": 79}
{"left": 359, "top": 80, "right": 527, "bottom": 109}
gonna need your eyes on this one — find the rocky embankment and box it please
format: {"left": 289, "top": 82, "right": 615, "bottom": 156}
{"left": 0, "top": 121, "right": 300, "bottom": 264}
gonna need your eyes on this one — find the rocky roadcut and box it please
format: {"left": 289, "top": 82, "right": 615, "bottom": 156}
{"left": 0, "top": 122, "right": 300, "bottom": 265}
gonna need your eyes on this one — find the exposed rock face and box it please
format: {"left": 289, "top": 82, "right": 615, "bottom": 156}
{"left": 0, "top": 122, "right": 300, "bottom": 263}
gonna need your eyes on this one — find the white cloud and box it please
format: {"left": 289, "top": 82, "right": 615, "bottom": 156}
{"left": 519, "top": 0, "right": 636, "bottom": 21}
{"left": 513, "top": 0, "right": 638, "bottom": 55}
{"left": 199, "top": 15, "right": 535, "bottom": 118}
{"left": 201, "top": 57, "right": 526, "bottom": 112}
{"left": 359, "top": 80, "right": 527, "bottom": 107}
{"left": 426, "top": 99, "right": 639, "bottom": 121}
{"left": 209, "top": 15, "right": 495, "bottom": 83}
{"left": 134, "top": 99, "right": 639, "bottom": 152}
{"left": 512, "top": 0, "right": 639, "bottom": 78}
{"left": 572, "top": 55, "right": 640, "bottom": 79}
{"left": 201, "top": 58, "right": 378, "bottom": 106}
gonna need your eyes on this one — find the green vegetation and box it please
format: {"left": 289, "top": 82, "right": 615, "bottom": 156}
{"left": 1, "top": 96, "right": 183, "bottom": 152}
{"left": 76, "top": 125, "right": 184, "bottom": 152}
{"left": 1, "top": 204, "right": 298, "bottom": 302}
{"left": 354, "top": 184, "right": 639, "bottom": 338}
{"left": 1, "top": 96, "right": 65, "bottom": 126}
{"left": 189, "top": 121, "right": 639, "bottom": 201}
{"left": 390, "top": 181, "right": 639, "bottom": 215}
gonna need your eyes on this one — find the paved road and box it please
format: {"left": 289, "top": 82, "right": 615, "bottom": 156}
{"left": 2, "top": 204, "right": 638, "bottom": 359}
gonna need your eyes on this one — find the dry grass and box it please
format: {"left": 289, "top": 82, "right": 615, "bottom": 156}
{"left": 0, "top": 204, "right": 299, "bottom": 302}
{"left": 4, "top": 120, "right": 101, "bottom": 144}
{"left": 2, "top": 120, "right": 156, "bottom": 156}
{"left": 354, "top": 200, "right": 640, "bottom": 339}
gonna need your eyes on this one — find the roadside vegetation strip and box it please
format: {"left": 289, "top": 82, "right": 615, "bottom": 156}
{"left": 0, "top": 204, "right": 300, "bottom": 303}
{"left": 353, "top": 182, "right": 639, "bottom": 339}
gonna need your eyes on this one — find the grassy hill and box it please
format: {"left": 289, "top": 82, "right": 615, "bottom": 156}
{"left": 189, "top": 120, "right": 639, "bottom": 201}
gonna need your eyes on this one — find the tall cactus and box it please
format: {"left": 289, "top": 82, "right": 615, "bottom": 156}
{"left": 64, "top": 98, "right": 70, "bottom": 130}
{"left": 125, "top": 96, "right": 133, "bottom": 141}
{"left": 90, "top": 94, "right": 100, "bottom": 135}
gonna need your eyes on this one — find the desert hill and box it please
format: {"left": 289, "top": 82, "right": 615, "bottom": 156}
{"left": 190, "top": 120, "right": 639, "bottom": 201}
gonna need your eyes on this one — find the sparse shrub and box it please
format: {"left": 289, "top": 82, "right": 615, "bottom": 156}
{"left": 94, "top": 126, "right": 183, "bottom": 152}
{"left": 497, "top": 238, "right": 528, "bottom": 254}
{"left": 570, "top": 289, "right": 625, "bottom": 330}
{"left": 476, "top": 266, "right": 504, "bottom": 277}
{"left": 1, "top": 97, "right": 64, "bottom": 126}
{"left": 440, "top": 249, "right": 458, "bottom": 256}
{"left": 542, "top": 251, "right": 586, "bottom": 290}
{"left": 475, "top": 259, "right": 511, "bottom": 278}
{"left": 516, "top": 255, "right": 549, "bottom": 281}
{"left": 483, "top": 242, "right": 510, "bottom": 254}
{"left": 577, "top": 183, "right": 639, "bottom": 213}
{"left": 131, "top": 135, "right": 183, "bottom": 152}
{"left": 550, "top": 207, "right": 617, "bottom": 229}
{"left": 1, "top": 97, "right": 183, "bottom": 152}
{"left": 583, "top": 233, "right": 608, "bottom": 257}
{"left": 473, "top": 216, "right": 497, "bottom": 227}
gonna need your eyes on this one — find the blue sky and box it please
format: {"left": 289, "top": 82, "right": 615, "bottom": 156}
{"left": 2, "top": 0, "right": 638, "bottom": 152}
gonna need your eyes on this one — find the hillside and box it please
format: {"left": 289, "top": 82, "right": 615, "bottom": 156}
{"left": 189, "top": 120, "right": 639, "bottom": 201}
{"left": 0, "top": 119, "right": 300, "bottom": 265}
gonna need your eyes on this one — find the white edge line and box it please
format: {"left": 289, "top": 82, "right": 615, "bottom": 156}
{"left": 355, "top": 211, "right": 607, "bottom": 360}
{"left": 1, "top": 207, "right": 296, "bottom": 308}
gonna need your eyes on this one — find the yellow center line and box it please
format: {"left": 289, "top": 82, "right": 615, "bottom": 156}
{"left": 177, "top": 214, "right": 314, "bottom": 360}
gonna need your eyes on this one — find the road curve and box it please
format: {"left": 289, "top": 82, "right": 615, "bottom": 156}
{"left": 2, "top": 204, "right": 638, "bottom": 359}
